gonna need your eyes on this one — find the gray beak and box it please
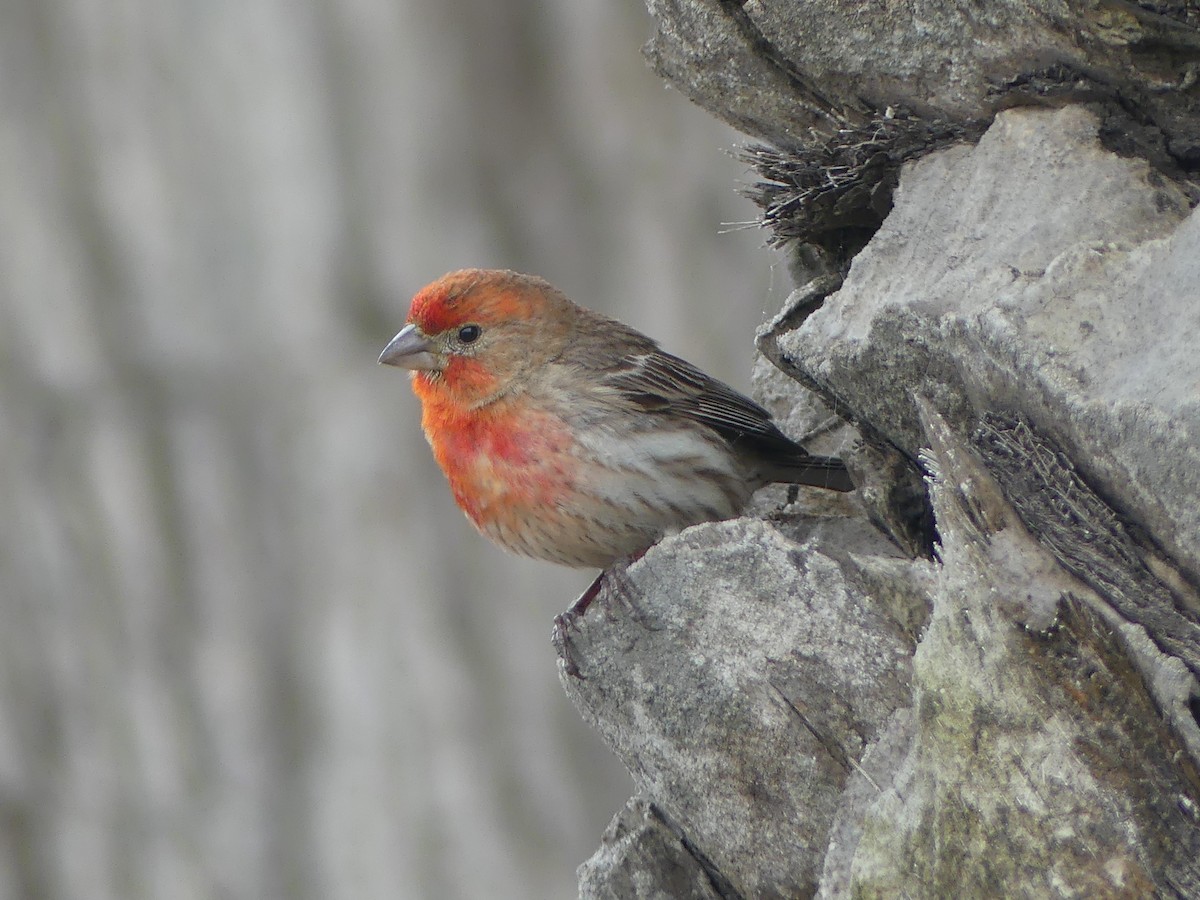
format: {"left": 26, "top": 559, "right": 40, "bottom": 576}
{"left": 379, "top": 324, "right": 439, "bottom": 370}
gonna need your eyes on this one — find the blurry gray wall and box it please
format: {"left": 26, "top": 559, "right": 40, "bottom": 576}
{"left": 0, "top": 1, "right": 785, "bottom": 898}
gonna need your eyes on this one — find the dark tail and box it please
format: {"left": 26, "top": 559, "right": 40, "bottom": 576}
{"left": 769, "top": 454, "right": 856, "bottom": 492}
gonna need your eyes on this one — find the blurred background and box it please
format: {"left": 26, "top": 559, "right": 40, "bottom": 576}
{"left": 0, "top": 0, "right": 788, "bottom": 897}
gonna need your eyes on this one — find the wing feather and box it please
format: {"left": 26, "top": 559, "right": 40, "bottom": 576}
{"left": 555, "top": 310, "right": 854, "bottom": 491}
{"left": 602, "top": 350, "right": 789, "bottom": 446}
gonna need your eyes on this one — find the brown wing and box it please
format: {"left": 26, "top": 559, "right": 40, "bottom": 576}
{"left": 599, "top": 345, "right": 855, "bottom": 492}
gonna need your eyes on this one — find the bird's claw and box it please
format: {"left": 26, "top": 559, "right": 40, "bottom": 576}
{"left": 552, "top": 611, "right": 584, "bottom": 679}
{"left": 552, "top": 571, "right": 606, "bottom": 679}
{"left": 552, "top": 553, "right": 658, "bottom": 678}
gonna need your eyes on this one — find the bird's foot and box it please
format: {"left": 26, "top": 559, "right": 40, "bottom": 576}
{"left": 552, "top": 551, "right": 654, "bottom": 679}
{"left": 553, "top": 571, "right": 605, "bottom": 679}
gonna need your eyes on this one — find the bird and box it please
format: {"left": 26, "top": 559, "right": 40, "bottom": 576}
{"left": 379, "top": 269, "right": 855, "bottom": 670}
{"left": 378, "top": 268, "right": 854, "bottom": 580}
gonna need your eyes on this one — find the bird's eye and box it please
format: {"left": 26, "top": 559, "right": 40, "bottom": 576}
{"left": 457, "top": 324, "right": 482, "bottom": 344}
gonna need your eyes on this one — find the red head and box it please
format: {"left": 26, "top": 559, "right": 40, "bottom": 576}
{"left": 379, "top": 269, "right": 578, "bottom": 408}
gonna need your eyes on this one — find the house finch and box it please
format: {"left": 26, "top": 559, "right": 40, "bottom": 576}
{"left": 379, "top": 268, "right": 853, "bottom": 575}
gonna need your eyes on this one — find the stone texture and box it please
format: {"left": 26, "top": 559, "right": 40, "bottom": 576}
{"left": 577, "top": 797, "right": 723, "bottom": 900}
{"left": 561, "top": 517, "right": 926, "bottom": 898}
{"left": 828, "top": 402, "right": 1200, "bottom": 897}
{"left": 770, "top": 106, "right": 1200, "bottom": 584}
{"left": 649, "top": 1, "right": 1200, "bottom": 265}
{"left": 644, "top": 0, "right": 1200, "bottom": 169}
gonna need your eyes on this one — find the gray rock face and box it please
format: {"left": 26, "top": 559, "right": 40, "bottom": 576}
{"left": 646, "top": 0, "right": 1200, "bottom": 269}
{"left": 644, "top": 0, "right": 1200, "bottom": 166}
{"left": 777, "top": 106, "right": 1199, "bottom": 583}
{"left": 830, "top": 402, "right": 1200, "bottom": 896}
{"left": 560, "top": 517, "right": 925, "bottom": 897}
{"left": 577, "top": 797, "right": 723, "bottom": 900}
{"left": 565, "top": 104, "right": 1200, "bottom": 897}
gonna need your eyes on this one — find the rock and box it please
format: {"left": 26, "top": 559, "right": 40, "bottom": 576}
{"left": 831, "top": 401, "right": 1200, "bottom": 896}
{"left": 765, "top": 106, "right": 1200, "bottom": 586}
{"left": 576, "top": 797, "right": 724, "bottom": 900}
{"left": 644, "top": 0, "right": 1200, "bottom": 169}
{"left": 647, "top": 2, "right": 1200, "bottom": 261}
{"left": 561, "top": 517, "right": 927, "bottom": 897}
